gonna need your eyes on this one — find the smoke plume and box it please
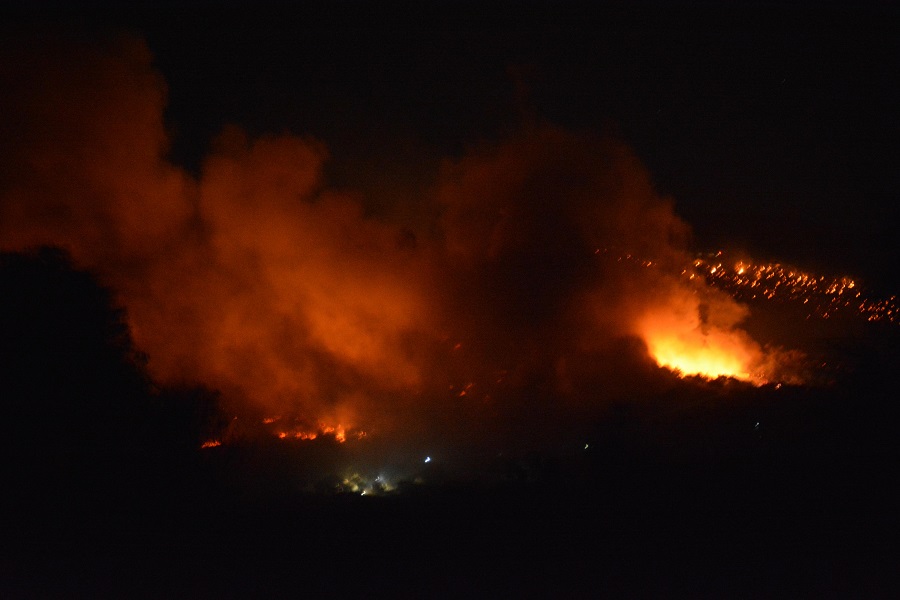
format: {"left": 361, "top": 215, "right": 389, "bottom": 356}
{"left": 1, "top": 32, "right": 789, "bottom": 458}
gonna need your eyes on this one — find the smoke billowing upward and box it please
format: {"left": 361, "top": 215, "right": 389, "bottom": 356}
{"left": 0, "top": 32, "right": 795, "bottom": 456}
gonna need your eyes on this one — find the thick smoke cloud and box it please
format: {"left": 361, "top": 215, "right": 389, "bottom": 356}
{"left": 432, "top": 131, "right": 690, "bottom": 395}
{"left": 0, "top": 32, "right": 785, "bottom": 457}
{"left": 0, "top": 32, "right": 193, "bottom": 268}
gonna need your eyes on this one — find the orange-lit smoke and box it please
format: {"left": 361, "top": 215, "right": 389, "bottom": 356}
{"left": 636, "top": 282, "right": 767, "bottom": 383}
{"left": 0, "top": 33, "right": 801, "bottom": 449}
{"left": 0, "top": 33, "right": 437, "bottom": 434}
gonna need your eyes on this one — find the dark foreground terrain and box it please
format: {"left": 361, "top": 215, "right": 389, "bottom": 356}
{"left": 4, "top": 363, "right": 900, "bottom": 600}
{"left": 3, "top": 439, "right": 898, "bottom": 599}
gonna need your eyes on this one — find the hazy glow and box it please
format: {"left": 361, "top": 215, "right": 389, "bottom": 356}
{"left": 642, "top": 329, "right": 757, "bottom": 382}
{"left": 637, "top": 298, "right": 763, "bottom": 383}
{"left": 0, "top": 35, "right": 812, "bottom": 456}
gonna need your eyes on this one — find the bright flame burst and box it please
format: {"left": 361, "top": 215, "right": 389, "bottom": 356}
{"left": 636, "top": 293, "right": 765, "bottom": 384}
{"left": 607, "top": 248, "right": 898, "bottom": 384}
{"left": 642, "top": 331, "right": 761, "bottom": 383}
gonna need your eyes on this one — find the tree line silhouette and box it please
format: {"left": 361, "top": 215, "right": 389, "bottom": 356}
{"left": 0, "top": 247, "right": 224, "bottom": 517}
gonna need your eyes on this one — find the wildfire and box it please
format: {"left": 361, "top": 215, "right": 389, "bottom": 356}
{"left": 636, "top": 294, "right": 765, "bottom": 384}
{"left": 691, "top": 252, "right": 898, "bottom": 323}
{"left": 598, "top": 247, "right": 900, "bottom": 385}
{"left": 603, "top": 247, "right": 898, "bottom": 325}
{"left": 265, "top": 417, "right": 364, "bottom": 444}
{"left": 641, "top": 331, "right": 761, "bottom": 383}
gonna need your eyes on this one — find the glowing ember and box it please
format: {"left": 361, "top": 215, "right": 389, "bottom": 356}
{"left": 200, "top": 440, "right": 222, "bottom": 449}
{"left": 267, "top": 420, "right": 364, "bottom": 443}
{"left": 606, "top": 248, "right": 899, "bottom": 325}
{"left": 692, "top": 252, "right": 899, "bottom": 323}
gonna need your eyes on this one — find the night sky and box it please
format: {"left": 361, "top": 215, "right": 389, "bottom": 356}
{"left": 117, "top": 2, "right": 898, "bottom": 287}
{"left": 8, "top": 2, "right": 898, "bottom": 283}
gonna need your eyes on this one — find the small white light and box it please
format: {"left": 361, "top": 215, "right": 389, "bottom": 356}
{"left": 584, "top": 443, "right": 590, "bottom": 450}
{"left": 424, "top": 456, "right": 431, "bottom": 463}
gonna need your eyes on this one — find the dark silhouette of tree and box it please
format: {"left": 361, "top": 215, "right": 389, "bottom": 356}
{"left": 0, "top": 247, "right": 226, "bottom": 516}
{"left": 0, "top": 248, "right": 145, "bottom": 505}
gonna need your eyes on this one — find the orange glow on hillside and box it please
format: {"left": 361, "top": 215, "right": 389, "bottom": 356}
{"left": 642, "top": 330, "right": 759, "bottom": 382}
{"left": 1, "top": 31, "right": 819, "bottom": 443}
{"left": 266, "top": 418, "right": 363, "bottom": 444}
{"left": 635, "top": 286, "right": 766, "bottom": 384}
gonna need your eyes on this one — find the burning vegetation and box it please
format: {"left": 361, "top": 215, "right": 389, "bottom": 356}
{"left": 0, "top": 32, "right": 892, "bottom": 483}
{"left": 2, "top": 10, "right": 897, "bottom": 599}
{"left": 691, "top": 251, "right": 900, "bottom": 324}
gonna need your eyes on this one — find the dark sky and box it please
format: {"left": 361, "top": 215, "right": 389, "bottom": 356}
{"left": 6, "top": 1, "right": 900, "bottom": 289}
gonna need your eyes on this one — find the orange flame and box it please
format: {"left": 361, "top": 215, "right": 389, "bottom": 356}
{"left": 320, "top": 425, "right": 346, "bottom": 443}
{"left": 267, "top": 420, "right": 360, "bottom": 443}
{"left": 642, "top": 330, "right": 760, "bottom": 382}
{"left": 635, "top": 286, "right": 766, "bottom": 384}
